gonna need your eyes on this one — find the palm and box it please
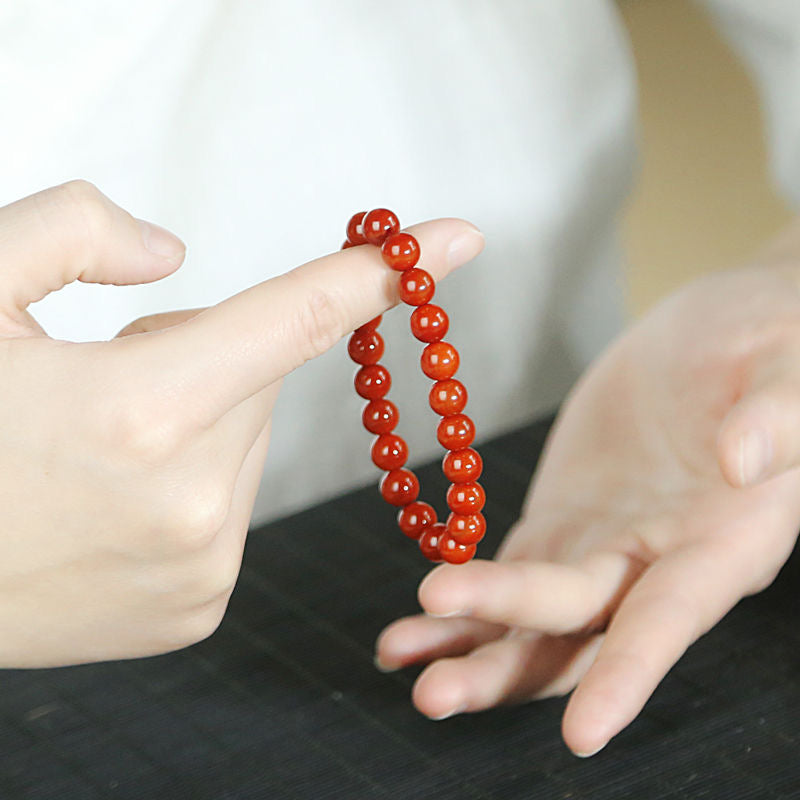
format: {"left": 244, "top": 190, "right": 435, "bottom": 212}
{"left": 512, "top": 265, "right": 800, "bottom": 562}
{"left": 377, "top": 263, "right": 800, "bottom": 755}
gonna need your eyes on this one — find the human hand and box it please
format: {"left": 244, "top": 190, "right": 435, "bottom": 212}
{"left": 377, "top": 231, "right": 800, "bottom": 756}
{"left": 0, "top": 181, "right": 483, "bottom": 667}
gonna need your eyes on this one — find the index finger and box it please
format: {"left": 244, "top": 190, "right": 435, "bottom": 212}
{"left": 561, "top": 542, "right": 748, "bottom": 757}
{"left": 118, "top": 217, "right": 483, "bottom": 427}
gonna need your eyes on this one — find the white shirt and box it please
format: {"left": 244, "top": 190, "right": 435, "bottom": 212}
{"left": 1, "top": 1, "right": 639, "bottom": 523}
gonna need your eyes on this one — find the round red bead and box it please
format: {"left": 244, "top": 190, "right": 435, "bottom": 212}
{"left": 371, "top": 434, "right": 408, "bottom": 470}
{"left": 381, "top": 232, "right": 420, "bottom": 271}
{"left": 429, "top": 380, "right": 467, "bottom": 416}
{"left": 362, "top": 209, "right": 400, "bottom": 246}
{"left": 446, "top": 481, "right": 485, "bottom": 514}
{"left": 355, "top": 315, "right": 382, "bottom": 335}
{"left": 437, "top": 413, "right": 475, "bottom": 450}
{"left": 410, "top": 304, "right": 449, "bottom": 343}
{"left": 354, "top": 364, "right": 391, "bottom": 399}
{"left": 419, "top": 522, "right": 446, "bottom": 562}
{"left": 342, "top": 207, "right": 484, "bottom": 563}
{"left": 442, "top": 447, "right": 483, "bottom": 483}
{"left": 397, "top": 501, "right": 437, "bottom": 540}
{"left": 446, "top": 512, "right": 486, "bottom": 545}
{"left": 346, "top": 211, "right": 368, "bottom": 245}
{"left": 380, "top": 468, "right": 420, "bottom": 506}
{"left": 347, "top": 330, "right": 384, "bottom": 366}
{"left": 362, "top": 399, "right": 399, "bottom": 435}
{"left": 420, "top": 342, "right": 459, "bottom": 380}
{"left": 399, "top": 268, "right": 435, "bottom": 306}
{"left": 439, "top": 533, "right": 477, "bottom": 564}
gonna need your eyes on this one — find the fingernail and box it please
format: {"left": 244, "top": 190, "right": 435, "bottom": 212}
{"left": 574, "top": 742, "right": 607, "bottom": 758}
{"left": 373, "top": 654, "right": 399, "bottom": 674}
{"left": 426, "top": 609, "right": 467, "bottom": 619}
{"left": 429, "top": 703, "right": 467, "bottom": 721}
{"left": 739, "top": 428, "right": 772, "bottom": 486}
{"left": 137, "top": 219, "right": 186, "bottom": 261}
{"left": 447, "top": 225, "right": 484, "bottom": 268}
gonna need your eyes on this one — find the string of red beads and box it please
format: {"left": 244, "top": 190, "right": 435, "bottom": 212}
{"left": 342, "top": 209, "right": 486, "bottom": 564}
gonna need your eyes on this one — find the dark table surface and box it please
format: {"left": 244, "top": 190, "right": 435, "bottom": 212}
{"left": 1, "top": 415, "right": 799, "bottom": 799}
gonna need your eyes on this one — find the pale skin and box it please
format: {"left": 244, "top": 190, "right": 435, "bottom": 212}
{"left": 0, "top": 180, "right": 482, "bottom": 667}
{"left": 377, "top": 220, "right": 800, "bottom": 756}
{"left": 6, "top": 181, "right": 800, "bottom": 759}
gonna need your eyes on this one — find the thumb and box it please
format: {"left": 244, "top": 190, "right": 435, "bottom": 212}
{"left": 717, "top": 343, "right": 800, "bottom": 487}
{"left": 0, "top": 180, "right": 186, "bottom": 316}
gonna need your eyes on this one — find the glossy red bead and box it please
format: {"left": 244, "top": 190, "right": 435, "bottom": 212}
{"left": 420, "top": 342, "right": 459, "bottom": 380}
{"left": 419, "top": 522, "right": 446, "bottom": 562}
{"left": 446, "top": 481, "right": 485, "bottom": 514}
{"left": 354, "top": 364, "right": 391, "bottom": 399}
{"left": 429, "top": 380, "right": 467, "bottom": 416}
{"left": 371, "top": 434, "right": 408, "bottom": 470}
{"left": 342, "top": 207, "right": 483, "bottom": 563}
{"left": 437, "top": 413, "right": 475, "bottom": 450}
{"left": 446, "top": 512, "right": 486, "bottom": 545}
{"left": 399, "top": 268, "right": 435, "bottom": 306}
{"left": 355, "top": 315, "right": 382, "bottom": 335}
{"left": 439, "top": 533, "right": 477, "bottom": 564}
{"left": 362, "top": 208, "right": 400, "bottom": 246}
{"left": 362, "top": 399, "right": 399, "bottom": 435}
{"left": 397, "top": 501, "right": 437, "bottom": 540}
{"left": 381, "top": 232, "right": 420, "bottom": 271}
{"left": 346, "top": 211, "right": 368, "bottom": 245}
{"left": 348, "top": 330, "right": 384, "bottom": 365}
{"left": 380, "top": 468, "right": 420, "bottom": 506}
{"left": 442, "top": 447, "right": 483, "bottom": 483}
{"left": 410, "top": 304, "right": 449, "bottom": 344}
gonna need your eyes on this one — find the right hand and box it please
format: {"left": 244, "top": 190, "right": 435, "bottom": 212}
{"left": 0, "top": 181, "right": 483, "bottom": 667}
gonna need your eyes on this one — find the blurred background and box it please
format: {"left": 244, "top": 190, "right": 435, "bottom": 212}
{"left": 620, "top": 0, "right": 793, "bottom": 315}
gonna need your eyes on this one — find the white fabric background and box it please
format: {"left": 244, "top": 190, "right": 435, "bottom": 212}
{"left": 1, "top": 1, "right": 637, "bottom": 524}
{"left": 700, "top": 0, "right": 800, "bottom": 209}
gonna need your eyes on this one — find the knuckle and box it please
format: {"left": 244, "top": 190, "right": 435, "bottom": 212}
{"left": 175, "top": 602, "right": 229, "bottom": 649}
{"left": 55, "top": 179, "right": 115, "bottom": 253}
{"left": 290, "top": 278, "right": 345, "bottom": 365}
{"left": 166, "top": 481, "right": 231, "bottom": 551}
{"left": 747, "top": 564, "right": 782, "bottom": 595}
{"left": 182, "top": 539, "right": 244, "bottom": 601}
{"left": 110, "top": 401, "right": 184, "bottom": 466}
{"left": 202, "top": 552, "right": 242, "bottom": 600}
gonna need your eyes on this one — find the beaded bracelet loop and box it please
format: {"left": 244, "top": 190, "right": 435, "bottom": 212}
{"left": 341, "top": 209, "right": 485, "bottom": 564}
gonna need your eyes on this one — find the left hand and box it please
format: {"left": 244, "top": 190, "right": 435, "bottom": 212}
{"left": 376, "top": 223, "right": 800, "bottom": 756}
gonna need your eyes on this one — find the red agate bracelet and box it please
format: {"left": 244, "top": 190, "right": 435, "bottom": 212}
{"left": 341, "top": 208, "right": 485, "bottom": 564}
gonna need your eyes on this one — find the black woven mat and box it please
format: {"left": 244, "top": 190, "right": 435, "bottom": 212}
{"left": 1, "top": 415, "right": 799, "bottom": 799}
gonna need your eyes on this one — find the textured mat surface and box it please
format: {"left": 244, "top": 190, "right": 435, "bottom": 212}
{"left": 1, "top": 415, "right": 799, "bottom": 799}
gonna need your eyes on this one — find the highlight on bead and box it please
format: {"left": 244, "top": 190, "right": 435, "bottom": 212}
{"left": 354, "top": 364, "right": 391, "bottom": 399}
{"left": 347, "top": 329, "right": 384, "bottom": 366}
{"left": 371, "top": 433, "right": 408, "bottom": 471}
{"left": 429, "top": 379, "right": 468, "bottom": 416}
{"left": 342, "top": 208, "right": 484, "bottom": 563}
{"left": 362, "top": 399, "right": 399, "bottom": 435}
{"left": 447, "top": 512, "right": 486, "bottom": 545}
{"left": 362, "top": 208, "right": 400, "bottom": 246}
{"left": 419, "top": 523, "right": 446, "bottom": 562}
{"left": 399, "top": 268, "right": 435, "bottom": 306}
{"left": 381, "top": 232, "right": 421, "bottom": 271}
{"left": 398, "top": 501, "right": 437, "bottom": 540}
{"left": 410, "top": 304, "right": 449, "bottom": 343}
{"left": 420, "top": 342, "right": 460, "bottom": 380}
{"left": 442, "top": 447, "right": 482, "bottom": 482}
